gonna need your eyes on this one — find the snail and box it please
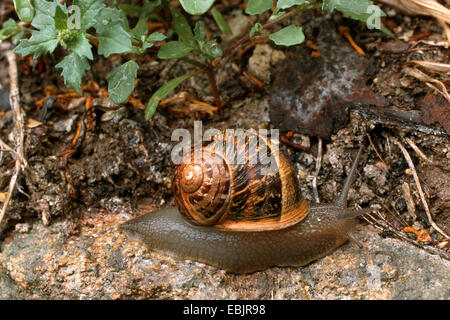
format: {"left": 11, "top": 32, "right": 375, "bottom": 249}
{"left": 121, "top": 131, "right": 370, "bottom": 274}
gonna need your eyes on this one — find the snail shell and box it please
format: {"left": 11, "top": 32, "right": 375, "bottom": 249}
{"left": 172, "top": 132, "right": 309, "bottom": 231}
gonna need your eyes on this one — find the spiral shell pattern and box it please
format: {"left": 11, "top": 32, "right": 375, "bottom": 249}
{"left": 172, "top": 131, "right": 309, "bottom": 231}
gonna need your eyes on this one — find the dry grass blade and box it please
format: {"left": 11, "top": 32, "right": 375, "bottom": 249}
{"left": 375, "top": 0, "right": 450, "bottom": 23}
{"left": 404, "top": 137, "right": 432, "bottom": 164}
{"left": 437, "top": 18, "right": 450, "bottom": 44}
{"left": 312, "top": 138, "right": 322, "bottom": 203}
{"left": 409, "top": 60, "right": 450, "bottom": 75}
{"left": 392, "top": 138, "right": 449, "bottom": 239}
{"left": 404, "top": 67, "right": 450, "bottom": 103}
{"left": 0, "top": 51, "right": 26, "bottom": 230}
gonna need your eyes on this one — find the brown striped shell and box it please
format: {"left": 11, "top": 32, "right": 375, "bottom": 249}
{"left": 172, "top": 131, "right": 309, "bottom": 232}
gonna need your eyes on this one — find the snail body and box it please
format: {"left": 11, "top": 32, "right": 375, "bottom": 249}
{"left": 121, "top": 132, "right": 369, "bottom": 273}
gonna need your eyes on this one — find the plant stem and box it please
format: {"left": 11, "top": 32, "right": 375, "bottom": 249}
{"left": 222, "top": 6, "right": 301, "bottom": 58}
{"left": 181, "top": 57, "right": 224, "bottom": 118}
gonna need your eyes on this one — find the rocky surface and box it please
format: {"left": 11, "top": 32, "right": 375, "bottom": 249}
{"left": 0, "top": 208, "right": 448, "bottom": 300}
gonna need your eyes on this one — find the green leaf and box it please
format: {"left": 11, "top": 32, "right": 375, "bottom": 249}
{"left": 145, "top": 73, "right": 193, "bottom": 119}
{"left": 277, "top": 0, "right": 307, "bottom": 9}
{"left": 198, "top": 39, "right": 222, "bottom": 59}
{"left": 98, "top": 25, "right": 133, "bottom": 57}
{"left": 55, "top": 53, "right": 90, "bottom": 95}
{"left": 12, "top": 31, "right": 25, "bottom": 45}
{"left": 322, "top": 0, "right": 386, "bottom": 28}
{"left": 13, "top": 0, "right": 35, "bottom": 23}
{"left": 63, "top": 32, "right": 93, "bottom": 60}
{"left": 269, "top": 25, "right": 304, "bottom": 46}
{"left": 118, "top": 4, "right": 142, "bottom": 17}
{"left": 269, "top": 11, "right": 285, "bottom": 21}
{"left": 107, "top": 60, "right": 139, "bottom": 104}
{"left": 171, "top": 9, "right": 194, "bottom": 44}
{"left": 245, "top": 0, "right": 273, "bottom": 15}
{"left": 0, "top": 19, "right": 24, "bottom": 41}
{"left": 130, "top": 15, "right": 149, "bottom": 40}
{"left": 249, "top": 22, "right": 263, "bottom": 38}
{"left": 31, "top": 0, "right": 57, "bottom": 30}
{"left": 380, "top": 26, "right": 394, "bottom": 38}
{"left": 180, "top": 0, "right": 215, "bottom": 15}
{"left": 94, "top": 7, "right": 130, "bottom": 34}
{"left": 14, "top": 28, "right": 58, "bottom": 58}
{"left": 94, "top": 7, "right": 133, "bottom": 56}
{"left": 210, "top": 7, "right": 232, "bottom": 35}
{"left": 54, "top": 4, "right": 68, "bottom": 30}
{"left": 120, "top": 0, "right": 162, "bottom": 17}
{"left": 194, "top": 21, "right": 206, "bottom": 42}
{"left": 148, "top": 32, "right": 166, "bottom": 42}
{"left": 157, "top": 41, "right": 193, "bottom": 59}
{"left": 73, "top": 0, "right": 106, "bottom": 32}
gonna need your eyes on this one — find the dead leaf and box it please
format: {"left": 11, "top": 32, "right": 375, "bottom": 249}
{"left": 418, "top": 92, "right": 450, "bottom": 135}
{"left": 26, "top": 118, "right": 43, "bottom": 128}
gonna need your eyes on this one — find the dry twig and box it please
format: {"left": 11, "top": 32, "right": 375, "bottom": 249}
{"left": 392, "top": 138, "right": 449, "bottom": 238}
{"left": 404, "top": 67, "right": 450, "bottom": 103}
{"left": 365, "top": 210, "right": 450, "bottom": 261}
{"left": 409, "top": 60, "right": 450, "bottom": 75}
{"left": 0, "top": 51, "right": 26, "bottom": 230}
{"left": 367, "top": 134, "right": 388, "bottom": 168}
{"left": 374, "top": 0, "right": 450, "bottom": 23}
{"left": 404, "top": 137, "right": 433, "bottom": 164}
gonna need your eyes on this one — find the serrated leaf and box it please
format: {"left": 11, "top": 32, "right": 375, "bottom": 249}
{"left": 12, "top": 30, "right": 25, "bottom": 44}
{"left": 31, "top": 0, "right": 57, "bottom": 30}
{"left": 269, "top": 25, "right": 304, "bottom": 46}
{"left": 145, "top": 73, "right": 193, "bottom": 119}
{"left": 73, "top": 0, "right": 106, "bottom": 32}
{"left": 107, "top": 60, "right": 139, "bottom": 104}
{"left": 277, "top": 0, "right": 307, "bottom": 9}
{"left": 210, "top": 7, "right": 232, "bottom": 35}
{"left": 13, "top": 0, "right": 35, "bottom": 23}
{"left": 14, "top": 28, "right": 58, "bottom": 58}
{"left": 179, "top": 0, "right": 215, "bottom": 15}
{"left": 157, "top": 41, "right": 193, "bottom": 59}
{"left": 171, "top": 9, "right": 194, "bottom": 44}
{"left": 54, "top": 4, "right": 68, "bottom": 30}
{"left": 0, "top": 19, "right": 24, "bottom": 41}
{"left": 97, "top": 24, "right": 133, "bottom": 57}
{"left": 55, "top": 53, "right": 90, "bottom": 95}
{"left": 245, "top": 0, "right": 273, "bottom": 15}
{"left": 64, "top": 32, "right": 93, "bottom": 60}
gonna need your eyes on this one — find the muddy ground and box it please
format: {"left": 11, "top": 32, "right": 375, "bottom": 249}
{"left": 0, "top": 3, "right": 449, "bottom": 299}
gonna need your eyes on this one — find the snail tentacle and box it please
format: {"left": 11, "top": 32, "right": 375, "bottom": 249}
{"left": 336, "top": 144, "right": 364, "bottom": 208}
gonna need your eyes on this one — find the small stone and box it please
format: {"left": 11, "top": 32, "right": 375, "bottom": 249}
{"left": 225, "top": 15, "right": 254, "bottom": 42}
{"left": 53, "top": 115, "right": 78, "bottom": 132}
{"left": 248, "top": 44, "right": 272, "bottom": 84}
{"left": 14, "top": 223, "right": 31, "bottom": 233}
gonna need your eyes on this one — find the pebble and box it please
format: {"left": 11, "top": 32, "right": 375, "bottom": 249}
{"left": 53, "top": 115, "right": 78, "bottom": 132}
